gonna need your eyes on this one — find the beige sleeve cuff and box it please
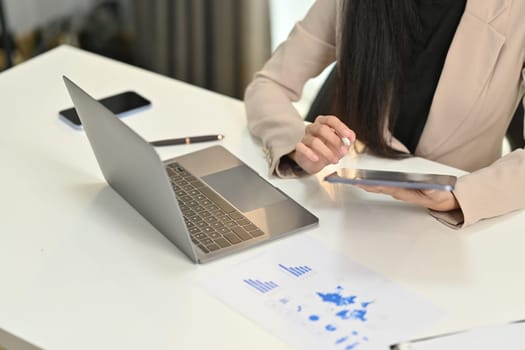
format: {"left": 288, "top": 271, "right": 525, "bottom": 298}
{"left": 275, "top": 154, "right": 308, "bottom": 178}
{"left": 428, "top": 208, "right": 465, "bottom": 229}
{"left": 266, "top": 144, "right": 308, "bottom": 178}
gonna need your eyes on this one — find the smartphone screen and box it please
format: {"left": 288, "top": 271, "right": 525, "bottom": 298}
{"left": 59, "top": 91, "right": 151, "bottom": 128}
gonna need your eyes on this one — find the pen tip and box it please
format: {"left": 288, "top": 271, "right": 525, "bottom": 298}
{"left": 218, "top": 134, "right": 224, "bottom": 140}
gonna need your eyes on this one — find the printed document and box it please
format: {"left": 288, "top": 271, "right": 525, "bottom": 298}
{"left": 202, "top": 237, "right": 442, "bottom": 350}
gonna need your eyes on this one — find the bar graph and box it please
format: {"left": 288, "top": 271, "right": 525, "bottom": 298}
{"left": 243, "top": 279, "right": 279, "bottom": 293}
{"left": 278, "top": 263, "right": 312, "bottom": 277}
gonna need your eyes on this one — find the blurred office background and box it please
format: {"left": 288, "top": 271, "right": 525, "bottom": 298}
{"left": 1, "top": 0, "right": 520, "bottom": 151}
{"left": 0, "top": 0, "right": 324, "bottom": 112}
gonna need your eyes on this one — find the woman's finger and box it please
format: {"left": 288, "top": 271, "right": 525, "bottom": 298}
{"left": 314, "top": 115, "right": 356, "bottom": 141}
{"left": 303, "top": 134, "right": 340, "bottom": 164}
{"left": 295, "top": 142, "right": 319, "bottom": 162}
{"left": 307, "top": 123, "right": 348, "bottom": 157}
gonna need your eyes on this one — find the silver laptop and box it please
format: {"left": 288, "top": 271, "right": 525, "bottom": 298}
{"left": 0, "top": 327, "right": 43, "bottom": 350}
{"left": 63, "top": 76, "right": 318, "bottom": 263}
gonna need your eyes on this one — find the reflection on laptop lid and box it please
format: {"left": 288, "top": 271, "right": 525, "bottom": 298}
{"left": 63, "top": 76, "right": 318, "bottom": 263}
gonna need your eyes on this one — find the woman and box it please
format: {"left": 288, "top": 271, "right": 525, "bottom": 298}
{"left": 244, "top": 0, "right": 525, "bottom": 228}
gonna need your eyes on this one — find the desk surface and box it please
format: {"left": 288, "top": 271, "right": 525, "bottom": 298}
{"left": 1, "top": 46, "right": 524, "bottom": 350}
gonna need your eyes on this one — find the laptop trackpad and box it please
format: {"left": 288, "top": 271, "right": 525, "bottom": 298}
{"left": 201, "top": 165, "right": 286, "bottom": 213}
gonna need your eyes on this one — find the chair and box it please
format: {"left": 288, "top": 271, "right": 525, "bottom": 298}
{"left": 306, "top": 66, "right": 525, "bottom": 151}
{"left": 0, "top": 0, "right": 13, "bottom": 69}
{"left": 305, "top": 66, "right": 337, "bottom": 123}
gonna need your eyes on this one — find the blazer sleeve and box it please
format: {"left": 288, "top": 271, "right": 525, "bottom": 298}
{"left": 431, "top": 67, "right": 525, "bottom": 228}
{"left": 244, "top": 0, "right": 337, "bottom": 177}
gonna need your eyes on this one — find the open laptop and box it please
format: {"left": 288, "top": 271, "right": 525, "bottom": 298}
{"left": 63, "top": 76, "right": 318, "bottom": 263}
{"left": 0, "top": 327, "right": 43, "bottom": 350}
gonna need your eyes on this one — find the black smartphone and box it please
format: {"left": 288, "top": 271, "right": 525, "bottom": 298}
{"left": 59, "top": 90, "right": 151, "bottom": 129}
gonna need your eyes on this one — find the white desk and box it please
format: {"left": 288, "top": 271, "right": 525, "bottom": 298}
{"left": 1, "top": 46, "right": 524, "bottom": 350}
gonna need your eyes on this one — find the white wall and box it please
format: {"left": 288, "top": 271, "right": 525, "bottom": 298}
{"left": 4, "top": 0, "right": 96, "bottom": 35}
{"left": 269, "top": 0, "right": 315, "bottom": 51}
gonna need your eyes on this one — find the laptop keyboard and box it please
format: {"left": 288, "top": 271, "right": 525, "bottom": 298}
{"left": 166, "top": 162, "right": 265, "bottom": 254}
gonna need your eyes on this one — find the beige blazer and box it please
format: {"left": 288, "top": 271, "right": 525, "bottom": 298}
{"left": 244, "top": 0, "right": 525, "bottom": 228}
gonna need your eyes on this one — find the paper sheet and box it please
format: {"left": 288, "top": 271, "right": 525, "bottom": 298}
{"left": 202, "top": 237, "right": 442, "bottom": 350}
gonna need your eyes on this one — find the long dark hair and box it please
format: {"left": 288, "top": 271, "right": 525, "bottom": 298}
{"left": 336, "top": 0, "right": 419, "bottom": 157}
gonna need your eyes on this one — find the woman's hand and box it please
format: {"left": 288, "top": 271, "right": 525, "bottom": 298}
{"left": 355, "top": 185, "right": 460, "bottom": 212}
{"left": 289, "top": 115, "right": 356, "bottom": 174}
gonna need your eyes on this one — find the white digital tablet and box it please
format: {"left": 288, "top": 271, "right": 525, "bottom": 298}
{"left": 324, "top": 168, "right": 457, "bottom": 191}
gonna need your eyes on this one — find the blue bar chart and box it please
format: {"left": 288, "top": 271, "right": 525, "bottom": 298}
{"left": 243, "top": 279, "right": 279, "bottom": 293}
{"left": 278, "top": 263, "right": 312, "bottom": 277}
